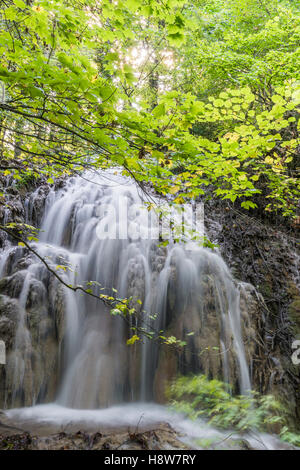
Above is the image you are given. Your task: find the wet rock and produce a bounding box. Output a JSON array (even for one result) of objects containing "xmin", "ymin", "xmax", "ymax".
[
  {"xmin": 0, "ymin": 271, "xmax": 28, "ymax": 298},
  {"xmin": 0, "ymin": 268, "xmax": 63, "ymax": 408},
  {"xmin": 205, "ymin": 197, "xmax": 300, "ymax": 428},
  {"xmin": 0, "ymin": 423, "xmax": 190, "ymax": 451}
]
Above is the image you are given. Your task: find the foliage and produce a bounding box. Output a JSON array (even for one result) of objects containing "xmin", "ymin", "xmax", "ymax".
[
  {"xmin": 280, "ymin": 427, "xmax": 300, "ymax": 447},
  {"xmin": 134, "ymin": 83, "xmax": 299, "ymax": 215},
  {"xmin": 0, "ymin": 0, "xmax": 298, "ymax": 219},
  {"xmin": 167, "ymin": 374, "xmax": 300, "ymax": 445},
  {"xmin": 0, "ymin": 0, "xmax": 298, "ymax": 355},
  {"xmin": 177, "ymin": 0, "xmax": 300, "ymax": 96}
]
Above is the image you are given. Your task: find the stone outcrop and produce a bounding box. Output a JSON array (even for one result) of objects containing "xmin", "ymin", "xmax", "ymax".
[
  {"xmin": 0, "ymin": 257, "xmax": 66, "ymax": 407},
  {"xmin": 205, "ymin": 198, "xmax": 300, "ymax": 428},
  {"xmin": 0, "ymin": 178, "xmax": 64, "ymax": 408}
]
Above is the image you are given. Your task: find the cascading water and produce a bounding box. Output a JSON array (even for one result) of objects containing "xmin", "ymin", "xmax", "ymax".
[{"xmin": 0, "ymin": 171, "xmax": 252, "ymax": 410}]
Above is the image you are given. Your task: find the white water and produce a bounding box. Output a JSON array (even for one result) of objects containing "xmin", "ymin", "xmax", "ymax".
[
  {"xmin": 0, "ymin": 171, "xmax": 256, "ymax": 441},
  {"xmin": 3, "ymin": 402, "xmax": 286, "ymax": 450},
  {"xmin": 41, "ymin": 171, "xmax": 251, "ymax": 405}
]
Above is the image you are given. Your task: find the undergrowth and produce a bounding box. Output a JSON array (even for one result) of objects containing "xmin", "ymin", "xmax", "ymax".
[{"xmin": 167, "ymin": 375, "xmax": 300, "ymax": 447}]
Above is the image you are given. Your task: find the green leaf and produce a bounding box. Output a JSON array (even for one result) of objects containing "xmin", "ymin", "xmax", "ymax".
[
  {"xmin": 241, "ymin": 201, "xmax": 257, "ymax": 210},
  {"xmin": 111, "ymin": 309, "xmax": 121, "ymax": 316},
  {"xmin": 168, "ymin": 32, "xmax": 185, "ymax": 46},
  {"xmin": 14, "ymin": 0, "xmax": 26, "ymax": 9},
  {"xmin": 152, "ymin": 103, "xmax": 166, "ymax": 117}
]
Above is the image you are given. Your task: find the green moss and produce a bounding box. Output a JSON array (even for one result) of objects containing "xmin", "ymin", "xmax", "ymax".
[
  {"xmin": 260, "ymin": 281, "xmax": 273, "ymax": 298},
  {"xmin": 289, "ymin": 298, "xmax": 300, "ymax": 320},
  {"xmin": 288, "ymin": 295, "xmax": 300, "ymax": 336}
]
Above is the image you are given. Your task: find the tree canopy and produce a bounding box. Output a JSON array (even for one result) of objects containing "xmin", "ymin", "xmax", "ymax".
[{"xmin": 0, "ymin": 0, "xmax": 299, "ymax": 217}]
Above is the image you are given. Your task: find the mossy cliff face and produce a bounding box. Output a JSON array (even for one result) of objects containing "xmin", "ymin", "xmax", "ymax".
[
  {"xmin": 288, "ymin": 283, "xmax": 300, "ymax": 336},
  {"xmin": 205, "ymin": 199, "xmax": 300, "ymax": 428}
]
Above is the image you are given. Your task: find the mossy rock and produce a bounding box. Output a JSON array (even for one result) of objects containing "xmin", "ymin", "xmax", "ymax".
[{"xmin": 288, "ymin": 296, "xmax": 300, "ymax": 333}]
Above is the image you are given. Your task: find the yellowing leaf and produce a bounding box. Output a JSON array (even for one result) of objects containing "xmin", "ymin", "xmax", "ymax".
[
  {"xmin": 174, "ymin": 196, "xmax": 185, "ymax": 204},
  {"xmin": 127, "ymin": 335, "xmax": 140, "ymax": 346},
  {"xmin": 169, "ymin": 185, "xmax": 180, "ymax": 194}
]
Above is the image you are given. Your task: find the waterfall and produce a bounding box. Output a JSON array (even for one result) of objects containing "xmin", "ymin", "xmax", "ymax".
[{"xmin": 0, "ymin": 171, "xmax": 251, "ymax": 409}]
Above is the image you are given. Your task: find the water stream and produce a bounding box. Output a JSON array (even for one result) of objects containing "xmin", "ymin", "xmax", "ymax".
[{"xmin": 0, "ymin": 171, "xmax": 260, "ymax": 446}]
